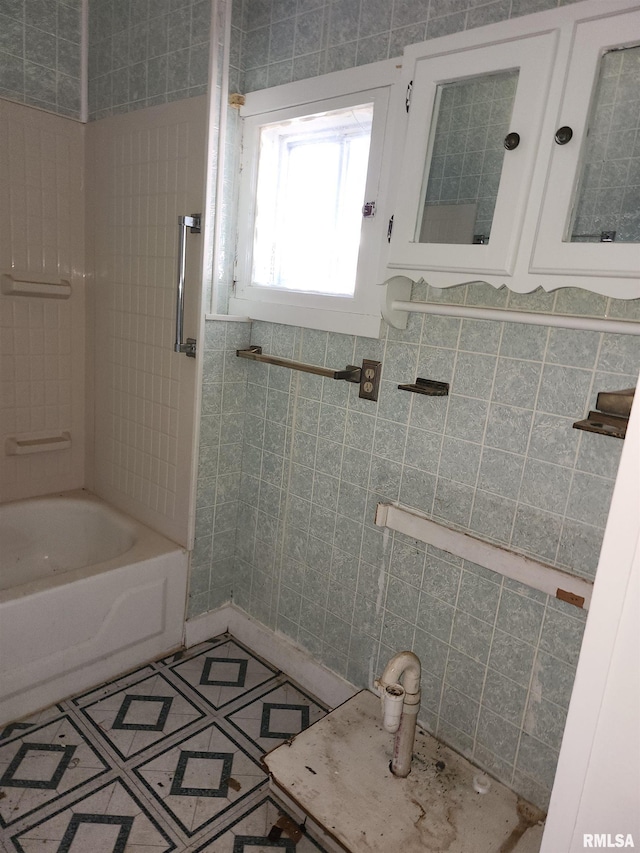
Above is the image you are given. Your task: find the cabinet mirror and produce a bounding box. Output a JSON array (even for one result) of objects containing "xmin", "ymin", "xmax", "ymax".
[
  {"xmin": 569, "ymin": 43, "xmax": 640, "ymax": 245},
  {"xmin": 417, "ymin": 69, "xmax": 518, "ymax": 246}
]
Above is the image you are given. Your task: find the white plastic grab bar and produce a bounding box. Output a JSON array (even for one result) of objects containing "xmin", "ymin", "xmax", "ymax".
[{"xmin": 174, "ymin": 214, "xmax": 201, "ymax": 358}]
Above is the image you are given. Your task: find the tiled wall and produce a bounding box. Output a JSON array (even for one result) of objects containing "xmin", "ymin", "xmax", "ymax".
[
  {"xmin": 189, "ymin": 0, "xmax": 640, "ymax": 812},
  {"xmin": 192, "ymin": 291, "xmax": 640, "ymax": 813},
  {"xmin": 88, "ymin": 0, "xmax": 212, "ymax": 121},
  {"xmin": 235, "ymin": 0, "xmax": 569, "ymax": 92},
  {"xmin": 0, "ymin": 0, "xmax": 82, "ymax": 118},
  {"xmin": 222, "ymin": 285, "xmax": 640, "ymax": 810},
  {"xmin": 191, "ymin": 318, "xmax": 252, "ymax": 614},
  {"xmin": 0, "ymin": 0, "xmax": 216, "ymax": 122},
  {"xmin": 0, "ymin": 99, "xmax": 85, "ymax": 502}
]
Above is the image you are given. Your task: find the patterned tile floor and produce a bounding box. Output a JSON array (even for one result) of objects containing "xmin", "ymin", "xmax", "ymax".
[{"xmin": 0, "ymin": 634, "xmax": 332, "ymax": 853}]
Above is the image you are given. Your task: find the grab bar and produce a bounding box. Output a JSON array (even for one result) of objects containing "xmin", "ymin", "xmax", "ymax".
[
  {"xmin": 237, "ymin": 346, "xmax": 382, "ymax": 401},
  {"xmin": 174, "ymin": 214, "xmax": 201, "ymax": 357}
]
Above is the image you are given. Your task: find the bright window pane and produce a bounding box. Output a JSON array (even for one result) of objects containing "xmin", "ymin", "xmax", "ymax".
[{"xmin": 252, "ymin": 104, "xmax": 373, "ymax": 296}]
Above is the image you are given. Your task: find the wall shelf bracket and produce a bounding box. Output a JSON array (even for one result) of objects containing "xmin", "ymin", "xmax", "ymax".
[{"xmin": 380, "ymin": 275, "xmax": 413, "ymax": 330}]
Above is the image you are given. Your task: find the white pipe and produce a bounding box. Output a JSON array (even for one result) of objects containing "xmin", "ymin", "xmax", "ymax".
[
  {"xmin": 392, "ymin": 691, "xmax": 420, "ymax": 778},
  {"xmin": 391, "ymin": 299, "xmax": 640, "ymax": 335},
  {"xmin": 380, "ymin": 274, "xmax": 640, "ymax": 335},
  {"xmin": 381, "ymin": 683, "xmax": 405, "ymax": 733},
  {"xmin": 378, "ymin": 651, "xmax": 421, "ymax": 695},
  {"xmin": 375, "ymin": 651, "xmax": 421, "ymax": 778}
]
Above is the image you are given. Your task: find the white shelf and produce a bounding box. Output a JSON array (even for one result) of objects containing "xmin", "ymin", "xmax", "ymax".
[
  {"xmin": 2, "ymin": 273, "xmax": 71, "ymax": 299},
  {"xmin": 5, "ymin": 432, "xmax": 72, "ymax": 456}
]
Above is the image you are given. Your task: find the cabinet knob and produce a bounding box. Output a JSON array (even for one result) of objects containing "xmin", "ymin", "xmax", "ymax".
[
  {"xmin": 503, "ymin": 132, "xmax": 520, "ymax": 150},
  {"xmin": 554, "ymin": 126, "xmax": 573, "ymax": 145}
]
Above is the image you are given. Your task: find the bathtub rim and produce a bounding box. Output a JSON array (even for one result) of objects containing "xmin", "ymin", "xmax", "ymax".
[{"xmin": 0, "ymin": 488, "xmax": 185, "ymax": 605}]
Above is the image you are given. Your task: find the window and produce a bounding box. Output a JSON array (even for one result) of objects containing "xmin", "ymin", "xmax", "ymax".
[
  {"xmin": 230, "ymin": 61, "xmax": 400, "ymax": 338},
  {"xmin": 253, "ymin": 103, "xmax": 373, "ymax": 296}
]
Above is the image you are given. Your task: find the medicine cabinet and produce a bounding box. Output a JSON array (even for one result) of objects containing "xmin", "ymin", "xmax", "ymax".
[
  {"xmin": 531, "ymin": 8, "xmax": 640, "ymax": 282},
  {"xmin": 385, "ymin": 0, "xmax": 640, "ymax": 299},
  {"xmin": 388, "ymin": 32, "xmax": 556, "ymax": 278}
]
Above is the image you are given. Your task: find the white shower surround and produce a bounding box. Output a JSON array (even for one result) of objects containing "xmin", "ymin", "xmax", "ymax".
[
  {"xmin": 0, "ymin": 490, "xmax": 188, "ymax": 727},
  {"xmin": 0, "ymin": 100, "xmax": 85, "ymax": 504}
]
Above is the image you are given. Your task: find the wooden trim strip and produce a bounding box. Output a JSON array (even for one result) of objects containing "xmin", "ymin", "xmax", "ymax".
[{"xmin": 375, "ymin": 502, "xmax": 593, "ymax": 609}]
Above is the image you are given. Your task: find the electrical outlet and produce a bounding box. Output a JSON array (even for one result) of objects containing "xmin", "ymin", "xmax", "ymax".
[{"xmin": 359, "ymin": 359, "xmax": 382, "ymax": 401}]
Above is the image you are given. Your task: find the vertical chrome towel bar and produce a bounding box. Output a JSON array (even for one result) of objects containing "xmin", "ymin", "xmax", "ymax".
[{"xmin": 174, "ymin": 214, "xmax": 201, "ymax": 357}]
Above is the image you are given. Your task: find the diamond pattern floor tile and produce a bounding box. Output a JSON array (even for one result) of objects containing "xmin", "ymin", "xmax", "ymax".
[
  {"xmin": 70, "ymin": 666, "xmax": 157, "ymax": 709},
  {"xmin": 192, "ymin": 796, "xmax": 330, "ymax": 852},
  {"xmin": 132, "ymin": 722, "xmax": 267, "ymax": 837},
  {"xmin": 0, "ymin": 716, "xmax": 111, "ymax": 828},
  {"xmin": 168, "ymin": 640, "xmax": 279, "ymax": 711},
  {"xmin": 9, "ymin": 778, "xmax": 179, "ymax": 852},
  {"xmin": 0, "ymin": 706, "xmax": 66, "ymax": 742},
  {"xmin": 0, "ymin": 634, "xmax": 330, "ymax": 853},
  {"xmin": 80, "ymin": 672, "xmax": 206, "ymax": 761},
  {"xmin": 225, "ymin": 682, "xmax": 328, "ymax": 753}
]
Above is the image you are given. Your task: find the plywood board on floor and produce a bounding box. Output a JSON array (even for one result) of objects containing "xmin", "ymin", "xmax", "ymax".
[{"xmin": 265, "ymin": 689, "xmax": 544, "ymax": 853}]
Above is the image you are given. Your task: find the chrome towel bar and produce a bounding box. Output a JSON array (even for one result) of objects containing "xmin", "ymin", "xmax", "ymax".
[
  {"xmin": 237, "ymin": 346, "xmax": 382, "ymax": 401},
  {"xmin": 237, "ymin": 346, "xmax": 360, "ymax": 380}
]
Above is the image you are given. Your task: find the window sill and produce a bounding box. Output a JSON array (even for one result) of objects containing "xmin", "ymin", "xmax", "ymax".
[{"xmin": 228, "ymin": 295, "xmax": 384, "ymax": 338}]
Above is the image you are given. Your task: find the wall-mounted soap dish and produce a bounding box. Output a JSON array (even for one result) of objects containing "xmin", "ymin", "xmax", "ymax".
[
  {"xmin": 573, "ymin": 387, "xmax": 634, "ymax": 440},
  {"xmin": 398, "ymin": 378, "xmax": 449, "ymax": 396},
  {"xmin": 573, "ymin": 412, "xmax": 628, "ymax": 440},
  {"xmin": 5, "ymin": 431, "xmax": 72, "ymax": 455}
]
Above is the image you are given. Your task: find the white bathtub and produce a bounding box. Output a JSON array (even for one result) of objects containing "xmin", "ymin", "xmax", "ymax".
[{"xmin": 0, "ymin": 490, "xmax": 188, "ymax": 726}]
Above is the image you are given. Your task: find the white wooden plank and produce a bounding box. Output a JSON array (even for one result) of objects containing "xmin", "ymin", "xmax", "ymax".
[
  {"xmin": 265, "ymin": 690, "xmax": 545, "ymax": 853},
  {"xmin": 375, "ymin": 502, "xmax": 593, "ymax": 609}
]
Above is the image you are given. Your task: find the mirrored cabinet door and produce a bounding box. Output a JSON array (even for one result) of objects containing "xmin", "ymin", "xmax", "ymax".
[
  {"xmin": 387, "ymin": 31, "xmax": 557, "ymax": 278},
  {"xmin": 418, "ymin": 70, "xmax": 519, "ymax": 247},
  {"xmin": 531, "ymin": 8, "xmax": 640, "ymax": 280}
]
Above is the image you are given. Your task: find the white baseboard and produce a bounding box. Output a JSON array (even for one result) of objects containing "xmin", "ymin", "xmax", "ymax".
[
  {"xmin": 184, "ymin": 604, "xmax": 236, "ymax": 647},
  {"xmin": 184, "ymin": 604, "xmax": 356, "ymax": 709}
]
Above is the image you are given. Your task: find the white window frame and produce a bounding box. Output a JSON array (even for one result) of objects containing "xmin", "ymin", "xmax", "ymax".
[{"xmin": 230, "ymin": 60, "xmax": 402, "ymax": 339}]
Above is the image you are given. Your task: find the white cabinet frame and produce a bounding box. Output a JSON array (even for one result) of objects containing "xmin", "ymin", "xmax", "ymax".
[
  {"xmin": 531, "ymin": 7, "xmax": 640, "ymax": 283},
  {"xmin": 388, "ymin": 32, "xmax": 557, "ymax": 278},
  {"xmin": 384, "ymin": 0, "xmax": 640, "ymax": 300}
]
